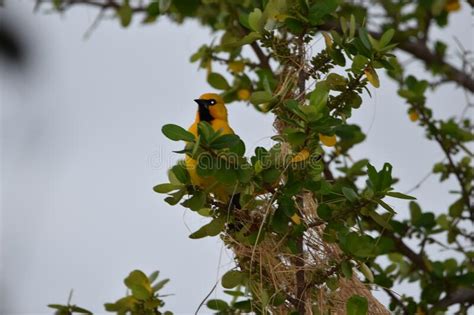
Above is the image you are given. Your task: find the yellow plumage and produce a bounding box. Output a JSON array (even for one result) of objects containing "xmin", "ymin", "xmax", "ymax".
[{"xmin": 185, "ymin": 93, "xmax": 235, "ymax": 202}]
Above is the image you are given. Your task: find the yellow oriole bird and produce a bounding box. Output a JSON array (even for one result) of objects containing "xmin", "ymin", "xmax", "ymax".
[{"xmin": 185, "ymin": 93, "xmax": 238, "ymax": 204}]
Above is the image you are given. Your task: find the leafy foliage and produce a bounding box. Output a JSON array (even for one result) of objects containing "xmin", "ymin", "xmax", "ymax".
[{"xmin": 44, "ymin": 0, "xmax": 473, "ymax": 314}]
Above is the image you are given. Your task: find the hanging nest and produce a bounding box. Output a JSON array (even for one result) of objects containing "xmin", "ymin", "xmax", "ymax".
[{"xmin": 222, "ymin": 191, "xmax": 388, "ymax": 314}]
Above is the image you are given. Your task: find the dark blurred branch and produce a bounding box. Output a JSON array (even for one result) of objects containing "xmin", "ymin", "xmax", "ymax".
[
  {"xmin": 399, "ymin": 39, "xmax": 474, "ymax": 92},
  {"xmin": 383, "ymin": 288, "xmax": 409, "ymax": 315},
  {"xmin": 414, "ymin": 107, "xmax": 474, "ymax": 217},
  {"xmin": 432, "ymin": 287, "xmax": 474, "ymax": 310},
  {"xmin": 54, "ymin": 0, "xmax": 145, "ymax": 12}
]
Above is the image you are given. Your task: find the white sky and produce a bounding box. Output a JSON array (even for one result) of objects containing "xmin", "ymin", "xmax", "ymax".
[{"xmin": 0, "ymin": 1, "xmax": 472, "ymax": 314}]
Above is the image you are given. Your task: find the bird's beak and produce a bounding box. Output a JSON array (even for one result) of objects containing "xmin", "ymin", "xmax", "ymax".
[{"xmin": 194, "ymin": 99, "xmax": 208, "ymax": 108}]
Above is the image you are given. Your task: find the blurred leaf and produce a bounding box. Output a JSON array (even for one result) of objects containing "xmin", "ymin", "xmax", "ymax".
[
  {"xmin": 309, "ymin": 0, "xmax": 339, "ymax": 25},
  {"xmin": 153, "ymin": 183, "xmax": 182, "ymax": 194},
  {"xmin": 310, "ymin": 81, "xmax": 329, "ymax": 111},
  {"xmin": 189, "ymin": 216, "xmax": 226, "ymax": 239},
  {"xmin": 207, "ymin": 299, "xmax": 229, "ymax": 311},
  {"xmin": 342, "ymin": 187, "xmax": 359, "ymax": 202},
  {"xmin": 211, "ymin": 134, "xmax": 241, "ymax": 149},
  {"xmin": 162, "ymin": 124, "xmax": 195, "ymax": 142},
  {"xmin": 207, "ymin": 73, "xmax": 230, "ymax": 90},
  {"xmin": 118, "ymin": 3, "xmax": 133, "ymax": 27},
  {"xmin": 379, "ymin": 28, "xmax": 395, "ymax": 47},
  {"xmin": 222, "ymin": 270, "xmax": 244, "ymax": 289},
  {"xmin": 364, "ymin": 67, "xmax": 380, "ymax": 88},
  {"xmin": 159, "ymin": 0, "xmax": 171, "ymax": 12},
  {"xmin": 248, "ymin": 8, "xmax": 264, "ymax": 32},
  {"xmin": 152, "ymin": 278, "xmax": 170, "ymax": 292},
  {"xmin": 250, "ymin": 90, "xmax": 273, "ymax": 105},
  {"xmin": 346, "ymin": 295, "xmax": 368, "ymax": 315},
  {"xmin": 386, "ymin": 191, "xmax": 416, "ymax": 200}
]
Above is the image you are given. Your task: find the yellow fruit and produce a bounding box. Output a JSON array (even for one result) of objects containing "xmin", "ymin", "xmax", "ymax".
[
  {"xmin": 237, "ymin": 89, "xmax": 251, "ymax": 100},
  {"xmin": 322, "ymin": 32, "xmax": 333, "ymax": 49},
  {"xmin": 409, "ymin": 110, "xmax": 419, "ymax": 122},
  {"xmin": 291, "ymin": 214, "xmax": 301, "ymax": 225},
  {"xmin": 319, "ymin": 134, "xmax": 337, "ymax": 147},
  {"xmin": 291, "ymin": 149, "xmax": 310, "ymax": 163},
  {"xmin": 228, "ymin": 61, "xmax": 245, "ymax": 73},
  {"xmin": 364, "ymin": 67, "xmax": 380, "ymax": 88},
  {"xmin": 445, "ymin": 0, "xmax": 461, "ymax": 12}
]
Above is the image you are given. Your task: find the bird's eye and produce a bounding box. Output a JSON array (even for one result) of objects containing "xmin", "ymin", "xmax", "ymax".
[{"xmin": 209, "ymin": 99, "xmax": 216, "ymax": 105}]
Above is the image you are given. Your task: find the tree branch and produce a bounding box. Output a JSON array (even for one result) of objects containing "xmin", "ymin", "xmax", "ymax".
[
  {"xmin": 318, "ymin": 23, "xmax": 474, "ymax": 92},
  {"xmin": 294, "ymin": 34, "xmax": 307, "ymax": 315},
  {"xmin": 432, "ymin": 287, "xmax": 474, "ymax": 310}
]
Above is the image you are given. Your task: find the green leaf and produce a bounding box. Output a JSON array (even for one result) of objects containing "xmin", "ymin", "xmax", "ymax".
[
  {"xmin": 52, "ymin": 0, "xmax": 62, "ymax": 10},
  {"xmin": 250, "ymin": 90, "xmax": 273, "ymax": 105},
  {"xmin": 326, "ymin": 73, "xmax": 346, "ymax": 90},
  {"xmin": 262, "ymin": 168, "xmax": 280, "ymax": 183},
  {"xmin": 377, "ymin": 199, "xmax": 396, "ymax": 214},
  {"xmin": 449, "ymin": 198, "xmax": 464, "ymax": 217},
  {"xmin": 159, "ymin": 0, "xmax": 171, "ymax": 12},
  {"xmin": 342, "ymin": 187, "xmax": 359, "ymax": 202},
  {"xmin": 349, "ymin": 14, "xmax": 356, "ymax": 38},
  {"xmin": 207, "ymin": 73, "xmax": 230, "ymax": 90},
  {"xmin": 351, "ymin": 55, "xmax": 369, "ymax": 74},
  {"xmin": 153, "ymin": 183, "xmax": 182, "ymax": 194},
  {"xmin": 310, "ymin": 81, "xmax": 329, "ymax": 111},
  {"xmin": 182, "ymin": 191, "xmax": 206, "ymax": 211},
  {"xmin": 359, "ymin": 263, "xmax": 374, "ymax": 282},
  {"xmin": 222, "ymin": 32, "xmax": 261, "ymax": 49},
  {"xmin": 341, "ymin": 260, "xmax": 353, "ymax": 278},
  {"xmin": 358, "ymin": 28, "xmax": 371, "ymax": 49},
  {"xmin": 379, "ymin": 28, "xmax": 395, "ymax": 48},
  {"xmin": 326, "ymin": 276, "xmax": 339, "ymax": 291},
  {"xmin": 148, "ymin": 270, "xmax": 160, "ymax": 283},
  {"xmin": 207, "ymin": 299, "xmax": 229, "ymax": 311},
  {"xmin": 211, "ymin": 134, "xmax": 241, "ymax": 149},
  {"xmin": 346, "ymin": 295, "xmax": 368, "ymax": 315},
  {"xmin": 146, "ymin": 1, "xmax": 160, "ymax": 17},
  {"xmin": 162, "ymin": 124, "xmax": 195, "ymax": 142},
  {"xmin": 230, "ymin": 139, "xmax": 246, "ymax": 157},
  {"xmin": 189, "ymin": 216, "xmax": 226, "ymax": 239},
  {"xmin": 70, "ymin": 306, "xmax": 92, "ymax": 314},
  {"xmin": 171, "ymin": 163, "xmax": 190, "ymax": 184},
  {"xmin": 317, "ymin": 204, "xmax": 332, "ymax": 220},
  {"xmin": 409, "ymin": 201, "xmax": 422, "ymax": 223},
  {"xmin": 198, "ymin": 121, "xmax": 217, "ymax": 142},
  {"xmin": 308, "ymin": 0, "xmax": 339, "ymax": 25},
  {"xmin": 248, "ymin": 8, "xmax": 264, "ymax": 32},
  {"xmin": 130, "ymin": 284, "xmax": 152, "ymax": 300},
  {"xmin": 368, "ymin": 211, "xmax": 392, "ymax": 230},
  {"xmin": 329, "ymin": 48, "xmax": 346, "ymax": 66},
  {"xmin": 152, "ymin": 278, "xmax": 170, "ymax": 291},
  {"xmin": 221, "ymin": 270, "xmax": 244, "ymax": 289},
  {"xmin": 124, "ymin": 270, "xmax": 150, "ymax": 289},
  {"xmin": 118, "ymin": 3, "xmax": 133, "ymax": 27},
  {"xmin": 386, "ymin": 191, "xmax": 416, "ymax": 200},
  {"xmin": 164, "ymin": 189, "xmax": 185, "ymax": 205}
]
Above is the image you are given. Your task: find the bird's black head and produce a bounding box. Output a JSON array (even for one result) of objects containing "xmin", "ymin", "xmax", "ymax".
[{"xmin": 194, "ymin": 98, "xmax": 217, "ymax": 122}]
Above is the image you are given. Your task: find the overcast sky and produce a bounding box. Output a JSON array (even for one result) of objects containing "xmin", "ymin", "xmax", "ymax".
[{"xmin": 0, "ymin": 1, "xmax": 472, "ymax": 314}]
